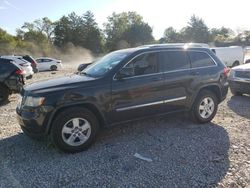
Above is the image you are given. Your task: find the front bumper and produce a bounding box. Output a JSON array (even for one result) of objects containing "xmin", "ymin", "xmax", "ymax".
[
  {"xmin": 229, "ymin": 79, "xmax": 250, "ymax": 94},
  {"xmin": 16, "ymin": 105, "xmax": 54, "ymax": 136}
]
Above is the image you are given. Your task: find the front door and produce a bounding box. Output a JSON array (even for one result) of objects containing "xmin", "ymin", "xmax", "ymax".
[{"xmin": 110, "ymin": 52, "xmax": 166, "ymax": 123}]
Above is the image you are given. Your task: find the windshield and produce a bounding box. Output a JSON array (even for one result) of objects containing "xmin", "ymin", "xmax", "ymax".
[{"xmin": 81, "ymin": 51, "xmax": 131, "ymax": 77}]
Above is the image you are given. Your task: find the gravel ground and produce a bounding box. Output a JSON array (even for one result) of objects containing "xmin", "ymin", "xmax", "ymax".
[{"xmin": 0, "ymin": 69, "xmax": 250, "ymax": 188}]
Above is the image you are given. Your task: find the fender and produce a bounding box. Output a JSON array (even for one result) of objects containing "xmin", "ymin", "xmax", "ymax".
[{"xmin": 45, "ymin": 101, "xmax": 107, "ymax": 134}]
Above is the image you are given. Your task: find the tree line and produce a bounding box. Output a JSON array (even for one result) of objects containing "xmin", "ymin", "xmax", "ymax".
[{"xmin": 1, "ymin": 11, "xmax": 250, "ymax": 56}]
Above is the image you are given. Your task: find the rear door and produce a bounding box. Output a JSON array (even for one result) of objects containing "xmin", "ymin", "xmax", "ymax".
[
  {"xmin": 159, "ymin": 50, "xmax": 192, "ymax": 111},
  {"xmin": 37, "ymin": 59, "xmax": 46, "ymax": 71},
  {"xmin": 110, "ymin": 51, "xmax": 167, "ymax": 123},
  {"xmin": 187, "ymin": 50, "xmax": 218, "ymax": 90}
]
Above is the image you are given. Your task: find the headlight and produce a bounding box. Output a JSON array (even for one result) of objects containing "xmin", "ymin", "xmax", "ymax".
[
  {"xmin": 23, "ymin": 96, "xmax": 45, "ymax": 107},
  {"xmin": 229, "ymin": 69, "xmax": 235, "ymax": 79}
]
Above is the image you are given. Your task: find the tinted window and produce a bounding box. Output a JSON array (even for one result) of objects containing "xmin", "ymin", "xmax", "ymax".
[
  {"xmin": 188, "ymin": 51, "xmax": 215, "ymax": 68},
  {"xmin": 121, "ymin": 52, "xmax": 159, "ymax": 77},
  {"xmin": 0, "ymin": 62, "xmax": 16, "ymax": 77},
  {"xmin": 36, "ymin": 59, "xmax": 42, "ymax": 63},
  {"xmin": 83, "ymin": 51, "xmax": 131, "ymax": 77},
  {"xmin": 160, "ymin": 51, "xmax": 190, "ymax": 71},
  {"xmin": 42, "ymin": 59, "xmax": 52, "ymax": 62}
]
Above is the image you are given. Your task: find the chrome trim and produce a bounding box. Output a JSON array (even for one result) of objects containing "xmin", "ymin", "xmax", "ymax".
[
  {"xmin": 116, "ymin": 100, "xmax": 164, "ymax": 112},
  {"xmin": 116, "ymin": 96, "xmax": 187, "ymax": 112},
  {"xmin": 164, "ymin": 96, "xmax": 187, "ymax": 103},
  {"xmin": 232, "ymin": 77, "xmax": 250, "ymax": 83},
  {"xmin": 113, "ymin": 49, "xmax": 217, "ymax": 81}
]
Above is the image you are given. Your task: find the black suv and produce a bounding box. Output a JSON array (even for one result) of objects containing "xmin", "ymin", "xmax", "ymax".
[
  {"xmin": 17, "ymin": 44, "xmax": 229, "ymax": 153},
  {"xmin": 0, "ymin": 58, "xmax": 25, "ymax": 104},
  {"xmin": 22, "ymin": 55, "xmax": 38, "ymax": 73}
]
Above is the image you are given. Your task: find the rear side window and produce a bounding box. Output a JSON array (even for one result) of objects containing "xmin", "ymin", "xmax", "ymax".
[
  {"xmin": 159, "ymin": 51, "xmax": 190, "ymax": 72},
  {"xmin": 0, "ymin": 62, "xmax": 16, "ymax": 76},
  {"xmin": 44, "ymin": 59, "xmax": 52, "ymax": 62},
  {"xmin": 188, "ymin": 51, "xmax": 215, "ymax": 68}
]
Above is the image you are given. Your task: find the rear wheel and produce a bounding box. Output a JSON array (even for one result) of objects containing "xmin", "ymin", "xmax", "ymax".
[
  {"xmin": 50, "ymin": 65, "xmax": 57, "ymax": 71},
  {"xmin": 50, "ymin": 107, "xmax": 99, "ymax": 153},
  {"xmin": 232, "ymin": 61, "xmax": 239, "ymax": 67},
  {"xmin": 0, "ymin": 85, "xmax": 9, "ymax": 104},
  {"xmin": 191, "ymin": 90, "xmax": 218, "ymax": 123}
]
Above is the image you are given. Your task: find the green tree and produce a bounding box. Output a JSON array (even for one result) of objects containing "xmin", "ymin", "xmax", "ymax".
[
  {"xmin": 0, "ymin": 28, "xmax": 17, "ymax": 53},
  {"xmin": 161, "ymin": 27, "xmax": 183, "ymax": 43},
  {"xmin": 210, "ymin": 27, "xmax": 234, "ymax": 42},
  {"xmin": 54, "ymin": 11, "xmax": 104, "ymax": 53},
  {"xmin": 82, "ymin": 11, "xmax": 104, "ymax": 53},
  {"xmin": 181, "ymin": 15, "xmax": 210, "ymax": 43},
  {"xmin": 104, "ymin": 11, "xmax": 154, "ymax": 50}
]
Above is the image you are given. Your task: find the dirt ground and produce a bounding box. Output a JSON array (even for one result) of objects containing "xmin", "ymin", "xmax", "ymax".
[{"xmin": 0, "ymin": 68, "xmax": 250, "ymax": 187}]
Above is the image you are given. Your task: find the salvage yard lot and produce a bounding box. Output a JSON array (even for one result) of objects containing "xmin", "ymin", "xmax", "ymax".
[{"xmin": 0, "ymin": 69, "xmax": 250, "ymax": 187}]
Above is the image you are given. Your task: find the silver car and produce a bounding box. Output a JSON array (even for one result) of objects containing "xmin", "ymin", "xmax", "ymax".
[{"xmin": 228, "ymin": 63, "xmax": 250, "ymax": 95}]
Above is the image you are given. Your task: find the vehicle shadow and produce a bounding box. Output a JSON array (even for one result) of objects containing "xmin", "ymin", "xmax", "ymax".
[
  {"xmin": 0, "ymin": 116, "xmax": 230, "ymax": 187},
  {"xmin": 227, "ymin": 94, "xmax": 250, "ymax": 119}
]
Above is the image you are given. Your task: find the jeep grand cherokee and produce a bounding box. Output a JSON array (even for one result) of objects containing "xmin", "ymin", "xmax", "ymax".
[{"xmin": 16, "ymin": 44, "xmax": 229, "ymax": 153}]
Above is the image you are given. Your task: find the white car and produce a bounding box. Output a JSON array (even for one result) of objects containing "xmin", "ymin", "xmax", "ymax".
[
  {"xmin": 36, "ymin": 57, "xmax": 63, "ymax": 71},
  {"xmin": 1, "ymin": 55, "xmax": 34, "ymax": 79}
]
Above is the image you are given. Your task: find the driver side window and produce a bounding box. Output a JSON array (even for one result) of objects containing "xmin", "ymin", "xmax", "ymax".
[{"xmin": 121, "ymin": 52, "xmax": 159, "ymax": 78}]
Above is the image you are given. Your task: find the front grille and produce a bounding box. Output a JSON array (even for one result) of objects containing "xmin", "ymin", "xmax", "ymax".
[{"xmin": 235, "ymin": 71, "xmax": 250, "ymax": 78}]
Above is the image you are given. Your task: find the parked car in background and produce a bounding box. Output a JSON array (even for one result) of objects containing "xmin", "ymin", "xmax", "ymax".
[
  {"xmin": 211, "ymin": 46, "xmax": 244, "ymax": 67},
  {"xmin": 22, "ymin": 55, "xmax": 38, "ymax": 73},
  {"xmin": 17, "ymin": 44, "xmax": 229, "ymax": 153},
  {"xmin": 228, "ymin": 63, "xmax": 250, "ymax": 96},
  {"xmin": 0, "ymin": 58, "xmax": 25, "ymax": 104},
  {"xmin": 0, "ymin": 55, "xmax": 34, "ymax": 79},
  {"xmin": 36, "ymin": 57, "xmax": 63, "ymax": 71},
  {"xmin": 244, "ymin": 59, "xmax": 250, "ymax": 64}
]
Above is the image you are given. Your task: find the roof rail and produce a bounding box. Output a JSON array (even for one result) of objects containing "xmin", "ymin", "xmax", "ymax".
[{"xmin": 139, "ymin": 43, "xmax": 210, "ymax": 49}]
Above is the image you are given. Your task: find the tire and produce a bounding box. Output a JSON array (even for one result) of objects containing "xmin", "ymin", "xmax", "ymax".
[
  {"xmin": 50, "ymin": 107, "xmax": 99, "ymax": 153},
  {"xmin": 232, "ymin": 61, "xmax": 239, "ymax": 67},
  {"xmin": 33, "ymin": 67, "xmax": 38, "ymax": 73},
  {"xmin": 0, "ymin": 85, "xmax": 9, "ymax": 104},
  {"xmin": 191, "ymin": 90, "xmax": 218, "ymax": 123},
  {"xmin": 50, "ymin": 65, "xmax": 57, "ymax": 71}
]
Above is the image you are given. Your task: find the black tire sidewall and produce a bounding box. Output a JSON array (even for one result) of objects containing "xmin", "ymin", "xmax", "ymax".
[
  {"xmin": 51, "ymin": 65, "xmax": 57, "ymax": 71},
  {"xmin": 50, "ymin": 108, "xmax": 99, "ymax": 153},
  {"xmin": 0, "ymin": 85, "xmax": 9, "ymax": 104},
  {"xmin": 192, "ymin": 90, "xmax": 218, "ymax": 123}
]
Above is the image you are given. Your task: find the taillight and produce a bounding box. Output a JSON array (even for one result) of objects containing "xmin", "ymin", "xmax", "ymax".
[
  {"xmin": 15, "ymin": 69, "xmax": 26, "ymax": 75},
  {"xmin": 224, "ymin": 67, "xmax": 230, "ymax": 77}
]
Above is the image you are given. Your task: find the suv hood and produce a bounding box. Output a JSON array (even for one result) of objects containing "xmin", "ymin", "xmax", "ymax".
[
  {"xmin": 232, "ymin": 63, "xmax": 250, "ymax": 71},
  {"xmin": 24, "ymin": 74, "xmax": 96, "ymax": 94}
]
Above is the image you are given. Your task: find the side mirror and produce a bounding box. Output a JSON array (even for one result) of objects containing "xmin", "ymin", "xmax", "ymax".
[{"xmin": 77, "ymin": 63, "xmax": 91, "ymax": 72}]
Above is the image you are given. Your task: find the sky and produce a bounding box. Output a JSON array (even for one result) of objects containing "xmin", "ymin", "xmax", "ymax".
[{"xmin": 0, "ymin": 0, "xmax": 250, "ymax": 39}]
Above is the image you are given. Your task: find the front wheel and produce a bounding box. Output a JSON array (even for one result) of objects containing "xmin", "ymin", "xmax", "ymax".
[
  {"xmin": 191, "ymin": 90, "xmax": 218, "ymax": 123},
  {"xmin": 50, "ymin": 65, "xmax": 57, "ymax": 71},
  {"xmin": 0, "ymin": 85, "xmax": 9, "ymax": 104},
  {"xmin": 50, "ymin": 107, "xmax": 99, "ymax": 153},
  {"xmin": 232, "ymin": 61, "xmax": 239, "ymax": 67}
]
